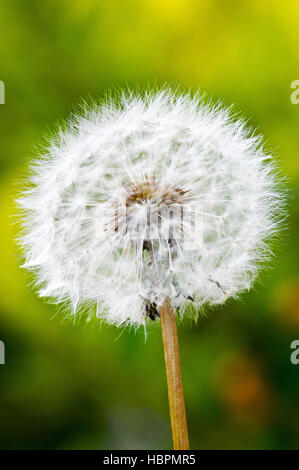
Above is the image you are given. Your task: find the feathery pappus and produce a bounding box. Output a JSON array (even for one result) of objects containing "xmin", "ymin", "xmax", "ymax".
[{"xmin": 17, "ymin": 89, "xmax": 285, "ymax": 326}]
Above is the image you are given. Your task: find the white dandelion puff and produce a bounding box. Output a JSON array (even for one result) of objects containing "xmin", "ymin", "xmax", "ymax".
[{"xmin": 17, "ymin": 89, "xmax": 285, "ymax": 327}]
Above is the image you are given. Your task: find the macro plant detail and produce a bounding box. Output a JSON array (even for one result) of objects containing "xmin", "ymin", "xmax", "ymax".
[{"xmin": 18, "ymin": 89, "xmax": 284, "ymax": 450}]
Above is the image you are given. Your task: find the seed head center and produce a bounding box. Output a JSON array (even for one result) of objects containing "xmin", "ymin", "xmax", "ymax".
[{"xmin": 125, "ymin": 177, "xmax": 187, "ymax": 207}]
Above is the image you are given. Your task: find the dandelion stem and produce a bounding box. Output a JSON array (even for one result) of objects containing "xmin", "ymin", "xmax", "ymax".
[{"xmin": 160, "ymin": 298, "xmax": 190, "ymax": 450}]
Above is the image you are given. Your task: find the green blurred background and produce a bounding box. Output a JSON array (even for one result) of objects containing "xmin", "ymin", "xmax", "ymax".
[{"xmin": 0, "ymin": 0, "xmax": 299, "ymax": 449}]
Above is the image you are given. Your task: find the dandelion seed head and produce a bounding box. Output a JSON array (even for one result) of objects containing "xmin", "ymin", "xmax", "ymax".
[{"xmin": 18, "ymin": 89, "xmax": 285, "ymax": 326}]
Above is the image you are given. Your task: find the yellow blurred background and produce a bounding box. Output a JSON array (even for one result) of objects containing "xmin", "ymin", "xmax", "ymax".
[{"xmin": 0, "ymin": 0, "xmax": 298, "ymax": 449}]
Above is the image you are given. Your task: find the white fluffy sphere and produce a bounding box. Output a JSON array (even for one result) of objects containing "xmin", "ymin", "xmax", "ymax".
[{"xmin": 18, "ymin": 90, "xmax": 284, "ymax": 326}]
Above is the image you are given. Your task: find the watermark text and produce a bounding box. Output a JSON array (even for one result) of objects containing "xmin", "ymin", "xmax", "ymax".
[
  {"xmin": 0, "ymin": 340, "xmax": 5, "ymax": 365},
  {"xmin": 0, "ymin": 81, "xmax": 5, "ymax": 104},
  {"xmin": 290, "ymin": 340, "xmax": 299, "ymax": 365},
  {"xmin": 290, "ymin": 80, "xmax": 299, "ymax": 104}
]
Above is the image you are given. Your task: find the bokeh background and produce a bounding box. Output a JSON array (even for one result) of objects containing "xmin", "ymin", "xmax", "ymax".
[{"xmin": 0, "ymin": 0, "xmax": 299, "ymax": 450}]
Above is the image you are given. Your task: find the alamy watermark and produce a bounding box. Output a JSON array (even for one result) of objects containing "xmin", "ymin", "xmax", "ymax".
[
  {"xmin": 110, "ymin": 200, "xmax": 204, "ymax": 249},
  {"xmin": 290, "ymin": 340, "xmax": 299, "ymax": 365},
  {"xmin": 0, "ymin": 81, "xmax": 5, "ymax": 104},
  {"xmin": 0, "ymin": 340, "xmax": 5, "ymax": 365},
  {"xmin": 290, "ymin": 80, "xmax": 299, "ymax": 104}
]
